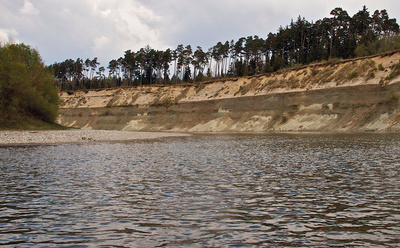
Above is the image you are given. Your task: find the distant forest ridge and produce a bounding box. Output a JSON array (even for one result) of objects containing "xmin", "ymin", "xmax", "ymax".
[{"xmin": 50, "ymin": 6, "xmax": 400, "ymax": 91}]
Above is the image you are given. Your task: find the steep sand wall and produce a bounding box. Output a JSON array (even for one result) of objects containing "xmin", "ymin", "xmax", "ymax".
[{"xmin": 59, "ymin": 52, "xmax": 400, "ymax": 132}]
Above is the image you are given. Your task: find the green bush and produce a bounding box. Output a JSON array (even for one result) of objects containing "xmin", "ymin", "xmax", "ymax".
[
  {"xmin": 0, "ymin": 43, "xmax": 60, "ymax": 123},
  {"xmin": 386, "ymin": 63, "xmax": 400, "ymax": 81},
  {"xmin": 355, "ymin": 44, "xmax": 370, "ymax": 57},
  {"xmin": 367, "ymin": 71, "xmax": 375, "ymax": 80},
  {"xmin": 348, "ymin": 71, "xmax": 359, "ymax": 80},
  {"xmin": 151, "ymin": 96, "xmax": 177, "ymax": 107}
]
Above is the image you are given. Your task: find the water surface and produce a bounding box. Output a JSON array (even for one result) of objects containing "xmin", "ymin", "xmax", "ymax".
[{"xmin": 1, "ymin": 134, "xmax": 399, "ymax": 247}]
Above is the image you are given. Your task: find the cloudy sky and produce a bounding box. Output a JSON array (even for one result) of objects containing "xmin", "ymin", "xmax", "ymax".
[{"xmin": 1, "ymin": 0, "xmax": 399, "ymax": 67}]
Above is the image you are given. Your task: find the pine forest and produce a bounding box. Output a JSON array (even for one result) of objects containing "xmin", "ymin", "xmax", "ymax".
[{"xmin": 50, "ymin": 6, "xmax": 400, "ymax": 91}]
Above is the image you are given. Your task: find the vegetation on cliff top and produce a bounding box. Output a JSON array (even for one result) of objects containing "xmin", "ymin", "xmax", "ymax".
[
  {"xmin": 0, "ymin": 43, "xmax": 61, "ymax": 129},
  {"xmin": 51, "ymin": 6, "xmax": 400, "ymax": 92}
]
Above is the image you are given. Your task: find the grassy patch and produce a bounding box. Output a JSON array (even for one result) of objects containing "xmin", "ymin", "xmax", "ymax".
[
  {"xmin": 288, "ymin": 75, "xmax": 300, "ymax": 88},
  {"xmin": 151, "ymin": 96, "xmax": 177, "ymax": 107},
  {"xmin": 334, "ymin": 64, "xmax": 352, "ymax": 83},
  {"xmin": 106, "ymin": 96, "xmax": 119, "ymax": 107},
  {"xmin": 195, "ymin": 83, "xmax": 206, "ymax": 93},
  {"xmin": 301, "ymin": 67, "xmax": 335, "ymax": 85},
  {"xmin": 385, "ymin": 62, "xmax": 400, "ymax": 81},
  {"xmin": 333, "ymin": 59, "xmax": 379, "ymax": 84},
  {"xmin": 324, "ymin": 58, "xmax": 341, "ymax": 66},
  {"xmin": 367, "ymin": 71, "xmax": 376, "ymax": 80},
  {"xmin": 0, "ymin": 117, "xmax": 69, "ymax": 130},
  {"xmin": 311, "ymin": 68, "xmax": 320, "ymax": 77},
  {"xmin": 318, "ymin": 67, "xmax": 335, "ymax": 84},
  {"xmin": 234, "ymin": 78, "xmax": 260, "ymax": 95},
  {"xmin": 379, "ymin": 62, "xmax": 400, "ymax": 87},
  {"xmin": 175, "ymin": 87, "xmax": 190, "ymax": 101},
  {"xmin": 348, "ymin": 71, "xmax": 359, "ymax": 80}
]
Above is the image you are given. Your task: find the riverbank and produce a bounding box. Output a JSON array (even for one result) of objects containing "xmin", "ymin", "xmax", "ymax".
[
  {"xmin": 59, "ymin": 52, "xmax": 400, "ymax": 133},
  {"xmin": 0, "ymin": 130, "xmax": 190, "ymax": 146}
]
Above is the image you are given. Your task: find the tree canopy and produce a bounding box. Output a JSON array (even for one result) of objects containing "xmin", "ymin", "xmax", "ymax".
[
  {"xmin": 50, "ymin": 6, "xmax": 400, "ymax": 91},
  {"xmin": 0, "ymin": 43, "xmax": 59, "ymax": 124}
]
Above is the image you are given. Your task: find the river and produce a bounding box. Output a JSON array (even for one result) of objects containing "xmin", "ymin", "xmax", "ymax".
[{"xmin": 1, "ymin": 133, "xmax": 399, "ymax": 247}]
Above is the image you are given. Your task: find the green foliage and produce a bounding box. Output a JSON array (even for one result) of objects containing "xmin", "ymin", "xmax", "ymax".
[
  {"xmin": 272, "ymin": 56, "xmax": 285, "ymax": 71},
  {"xmin": 385, "ymin": 62, "xmax": 400, "ymax": 81},
  {"xmin": 0, "ymin": 43, "xmax": 59, "ymax": 124},
  {"xmin": 0, "ymin": 117, "xmax": 68, "ymax": 130},
  {"xmin": 316, "ymin": 68, "xmax": 335, "ymax": 84},
  {"xmin": 150, "ymin": 96, "xmax": 177, "ymax": 107},
  {"xmin": 355, "ymin": 44, "xmax": 370, "ymax": 57},
  {"xmin": 348, "ymin": 71, "xmax": 359, "ymax": 80},
  {"xmin": 367, "ymin": 71, "xmax": 375, "ymax": 80},
  {"xmin": 354, "ymin": 34, "xmax": 400, "ymax": 58},
  {"xmin": 378, "ymin": 63, "xmax": 400, "ymax": 87}
]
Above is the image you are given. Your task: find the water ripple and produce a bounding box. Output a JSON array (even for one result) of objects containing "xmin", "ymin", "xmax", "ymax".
[{"xmin": 1, "ymin": 134, "xmax": 399, "ymax": 247}]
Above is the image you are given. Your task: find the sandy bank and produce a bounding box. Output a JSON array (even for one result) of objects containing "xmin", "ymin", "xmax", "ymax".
[
  {"xmin": 0, "ymin": 130, "xmax": 190, "ymax": 146},
  {"xmin": 58, "ymin": 52, "xmax": 400, "ymax": 133}
]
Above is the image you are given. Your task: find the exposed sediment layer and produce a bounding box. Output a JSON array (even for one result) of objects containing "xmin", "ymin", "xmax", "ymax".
[{"xmin": 59, "ymin": 52, "xmax": 400, "ymax": 133}]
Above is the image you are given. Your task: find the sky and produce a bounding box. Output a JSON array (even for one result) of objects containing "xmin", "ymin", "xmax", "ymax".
[{"xmin": 1, "ymin": 0, "xmax": 399, "ymax": 67}]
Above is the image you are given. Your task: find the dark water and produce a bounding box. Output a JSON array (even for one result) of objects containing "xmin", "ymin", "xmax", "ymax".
[{"xmin": 1, "ymin": 134, "xmax": 400, "ymax": 247}]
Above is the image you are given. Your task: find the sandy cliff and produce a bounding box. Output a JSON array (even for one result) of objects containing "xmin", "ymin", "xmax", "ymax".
[{"xmin": 59, "ymin": 52, "xmax": 400, "ymax": 132}]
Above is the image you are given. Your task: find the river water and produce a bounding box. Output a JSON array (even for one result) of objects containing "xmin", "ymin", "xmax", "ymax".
[{"xmin": 0, "ymin": 134, "xmax": 399, "ymax": 247}]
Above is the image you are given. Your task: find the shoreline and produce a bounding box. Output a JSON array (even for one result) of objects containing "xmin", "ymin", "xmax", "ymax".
[{"xmin": 0, "ymin": 130, "xmax": 190, "ymax": 146}]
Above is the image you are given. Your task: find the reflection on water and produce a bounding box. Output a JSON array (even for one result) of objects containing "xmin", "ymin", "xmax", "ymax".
[{"xmin": 0, "ymin": 134, "xmax": 399, "ymax": 247}]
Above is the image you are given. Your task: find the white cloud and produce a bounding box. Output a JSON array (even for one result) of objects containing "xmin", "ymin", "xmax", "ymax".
[
  {"xmin": 74, "ymin": 0, "xmax": 166, "ymax": 64},
  {"xmin": 93, "ymin": 35, "xmax": 109, "ymax": 50},
  {"xmin": 19, "ymin": 0, "xmax": 40, "ymax": 15},
  {"xmin": 1, "ymin": 0, "xmax": 399, "ymax": 66},
  {"xmin": 135, "ymin": 0, "xmax": 400, "ymax": 50},
  {"xmin": 0, "ymin": 28, "xmax": 19, "ymax": 43},
  {"xmin": 90, "ymin": 0, "xmax": 163, "ymax": 49}
]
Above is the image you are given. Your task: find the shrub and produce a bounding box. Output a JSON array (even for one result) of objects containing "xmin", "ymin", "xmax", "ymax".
[
  {"xmin": 0, "ymin": 43, "xmax": 60, "ymax": 123},
  {"xmin": 348, "ymin": 71, "xmax": 359, "ymax": 80},
  {"xmin": 151, "ymin": 96, "xmax": 177, "ymax": 107},
  {"xmin": 311, "ymin": 68, "xmax": 320, "ymax": 77},
  {"xmin": 355, "ymin": 44, "xmax": 370, "ymax": 57},
  {"xmin": 367, "ymin": 71, "xmax": 375, "ymax": 80},
  {"xmin": 386, "ymin": 63, "xmax": 400, "ymax": 81}
]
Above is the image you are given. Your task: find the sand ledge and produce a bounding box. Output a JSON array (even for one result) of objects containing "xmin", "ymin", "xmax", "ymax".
[{"xmin": 0, "ymin": 130, "xmax": 190, "ymax": 146}]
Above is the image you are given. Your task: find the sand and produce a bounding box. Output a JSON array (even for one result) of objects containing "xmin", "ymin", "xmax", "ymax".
[{"xmin": 0, "ymin": 130, "xmax": 190, "ymax": 146}]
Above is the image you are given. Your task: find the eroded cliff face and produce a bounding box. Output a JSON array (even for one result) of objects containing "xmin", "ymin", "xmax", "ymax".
[{"xmin": 59, "ymin": 52, "xmax": 400, "ymax": 132}]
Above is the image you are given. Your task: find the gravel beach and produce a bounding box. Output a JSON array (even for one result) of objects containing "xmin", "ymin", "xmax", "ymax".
[{"xmin": 0, "ymin": 130, "xmax": 190, "ymax": 146}]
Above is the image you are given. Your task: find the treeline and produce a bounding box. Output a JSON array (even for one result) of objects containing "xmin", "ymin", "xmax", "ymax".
[{"xmin": 51, "ymin": 6, "xmax": 400, "ymax": 91}]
